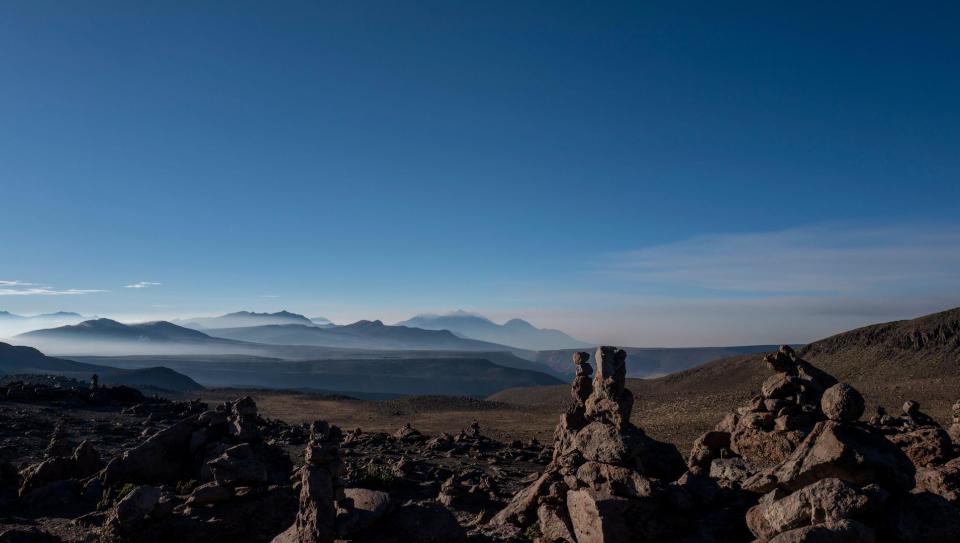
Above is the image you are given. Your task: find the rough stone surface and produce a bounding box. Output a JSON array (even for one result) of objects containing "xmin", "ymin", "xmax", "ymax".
[
  {"xmin": 820, "ymin": 384, "xmax": 865, "ymax": 423},
  {"xmin": 915, "ymin": 457, "xmax": 960, "ymax": 507},
  {"xmin": 755, "ymin": 420, "xmax": 916, "ymax": 493},
  {"xmin": 886, "ymin": 426, "xmax": 953, "ymax": 468}
]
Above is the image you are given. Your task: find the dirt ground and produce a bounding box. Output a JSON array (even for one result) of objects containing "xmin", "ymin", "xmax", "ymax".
[{"xmin": 191, "ymin": 372, "xmax": 958, "ymax": 456}]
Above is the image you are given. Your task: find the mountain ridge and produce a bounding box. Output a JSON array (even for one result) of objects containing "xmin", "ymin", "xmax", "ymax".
[
  {"xmin": 202, "ymin": 320, "xmax": 532, "ymax": 355},
  {"xmin": 397, "ymin": 312, "xmax": 589, "ymax": 350},
  {"xmin": 177, "ymin": 310, "xmax": 316, "ymax": 330}
]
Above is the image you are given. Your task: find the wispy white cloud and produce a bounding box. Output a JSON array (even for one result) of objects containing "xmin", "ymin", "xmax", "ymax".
[
  {"xmin": 260, "ymin": 295, "xmax": 281, "ymax": 299},
  {"xmin": 0, "ymin": 280, "xmax": 38, "ymax": 287},
  {"xmin": 0, "ymin": 285, "xmax": 104, "ymax": 296},
  {"xmin": 601, "ymin": 223, "xmax": 960, "ymax": 295},
  {"xmin": 124, "ymin": 281, "xmax": 162, "ymax": 289}
]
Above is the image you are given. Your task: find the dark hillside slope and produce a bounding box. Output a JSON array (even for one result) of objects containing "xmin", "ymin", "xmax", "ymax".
[{"xmin": 0, "ymin": 342, "xmax": 204, "ymax": 391}]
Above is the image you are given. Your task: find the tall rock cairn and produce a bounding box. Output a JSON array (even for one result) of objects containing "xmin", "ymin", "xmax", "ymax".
[
  {"xmin": 950, "ymin": 400, "xmax": 960, "ymax": 446},
  {"xmin": 487, "ymin": 347, "xmax": 688, "ymax": 543},
  {"xmin": 273, "ymin": 421, "xmax": 344, "ymax": 543}
]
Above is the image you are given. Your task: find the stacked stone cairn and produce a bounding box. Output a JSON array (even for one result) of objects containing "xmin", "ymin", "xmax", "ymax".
[
  {"xmin": 274, "ymin": 420, "xmax": 395, "ymax": 542},
  {"xmin": 689, "ymin": 346, "xmax": 838, "ymax": 481},
  {"xmin": 273, "ymin": 421, "xmax": 344, "ymax": 543},
  {"xmin": 486, "ymin": 347, "xmax": 689, "ymax": 542},
  {"xmin": 730, "ymin": 359, "xmax": 960, "ymax": 541},
  {"xmin": 951, "ymin": 400, "xmax": 960, "ymax": 446}
]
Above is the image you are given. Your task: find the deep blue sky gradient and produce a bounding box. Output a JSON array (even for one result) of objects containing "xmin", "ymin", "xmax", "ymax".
[{"xmin": 1, "ymin": 2, "xmax": 958, "ymax": 344}]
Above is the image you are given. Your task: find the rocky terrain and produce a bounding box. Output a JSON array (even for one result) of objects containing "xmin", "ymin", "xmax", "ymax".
[{"xmin": 1, "ymin": 342, "xmax": 959, "ymax": 542}]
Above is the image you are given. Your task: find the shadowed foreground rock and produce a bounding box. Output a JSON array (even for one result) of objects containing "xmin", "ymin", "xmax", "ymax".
[
  {"xmin": 2, "ymin": 347, "xmax": 959, "ymax": 542},
  {"xmin": 736, "ymin": 376, "xmax": 960, "ymax": 541},
  {"xmin": 485, "ymin": 346, "xmax": 960, "ymax": 543}
]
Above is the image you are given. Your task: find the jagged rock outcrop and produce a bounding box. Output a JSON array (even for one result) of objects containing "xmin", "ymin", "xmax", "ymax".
[
  {"xmin": 17, "ymin": 440, "xmax": 101, "ymax": 503},
  {"xmin": 101, "ymin": 396, "xmax": 288, "ymax": 489},
  {"xmin": 486, "ymin": 347, "xmax": 689, "ymax": 542},
  {"xmin": 95, "ymin": 397, "xmax": 296, "ymax": 543}
]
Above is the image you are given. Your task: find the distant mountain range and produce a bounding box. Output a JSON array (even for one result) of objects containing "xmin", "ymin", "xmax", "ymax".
[
  {"xmin": 15, "ymin": 317, "xmax": 536, "ymax": 359},
  {"xmin": 202, "ymin": 320, "xmax": 530, "ymax": 353},
  {"xmin": 23, "ymin": 318, "xmax": 216, "ymax": 343},
  {"xmin": 0, "ymin": 310, "xmax": 90, "ymax": 337},
  {"xmin": 0, "ymin": 341, "xmax": 203, "ymax": 391},
  {"xmin": 16, "ymin": 318, "xmax": 251, "ymax": 356},
  {"xmin": 10, "ymin": 317, "xmax": 563, "ymax": 396},
  {"xmin": 0, "ymin": 310, "xmax": 85, "ymax": 320},
  {"xmin": 397, "ymin": 311, "xmax": 589, "ymax": 350},
  {"xmin": 177, "ymin": 310, "xmax": 316, "ymax": 329}
]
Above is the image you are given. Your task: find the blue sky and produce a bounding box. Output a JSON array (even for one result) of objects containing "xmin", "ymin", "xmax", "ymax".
[{"xmin": 1, "ymin": 1, "xmax": 958, "ymax": 346}]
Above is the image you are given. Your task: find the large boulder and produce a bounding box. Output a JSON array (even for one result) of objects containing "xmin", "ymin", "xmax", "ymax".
[
  {"xmin": 336, "ymin": 488, "xmax": 392, "ymax": 534},
  {"xmin": 887, "ymin": 491, "xmax": 960, "ymax": 543},
  {"xmin": 820, "ymin": 384, "xmax": 865, "ymax": 423},
  {"xmin": 207, "ymin": 443, "xmax": 269, "ymax": 487},
  {"xmin": 766, "ymin": 519, "xmax": 875, "ymax": 543},
  {"xmin": 747, "ymin": 421, "xmax": 916, "ymax": 494},
  {"xmin": 566, "ymin": 488, "xmax": 630, "ymax": 543},
  {"xmin": 103, "ymin": 418, "xmax": 198, "ymax": 486},
  {"xmin": 18, "ymin": 457, "xmax": 77, "ymax": 498},
  {"xmin": 886, "ymin": 426, "xmax": 953, "ymax": 468},
  {"xmin": 101, "ymin": 485, "xmax": 169, "ymax": 542},
  {"xmin": 745, "ymin": 478, "xmax": 884, "ymax": 541},
  {"xmin": 915, "ymin": 457, "xmax": 960, "ymax": 506}
]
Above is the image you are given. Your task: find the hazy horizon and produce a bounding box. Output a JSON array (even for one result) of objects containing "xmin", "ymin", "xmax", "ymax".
[{"xmin": 2, "ymin": 300, "xmax": 959, "ymax": 350}]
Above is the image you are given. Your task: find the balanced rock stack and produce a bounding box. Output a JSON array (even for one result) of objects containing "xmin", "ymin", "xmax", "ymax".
[
  {"xmin": 738, "ymin": 379, "xmax": 960, "ymax": 542},
  {"xmin": 44, "ymin": 418, "xmax": 73, "ymax": 459},
  {"xmin": 273, "ymin": 421, "xmax": 345, "ymax": 543},
  {"xmin": 951, "ymin": 400, "xmax": 960, "ymax": 446},
  {"xmin": 486, "ymin": 347, "xmax": 688, "ymax": 542},
  {"xmin": 689, "ymin": 345, "xmax": 837, "ymax": 477}
]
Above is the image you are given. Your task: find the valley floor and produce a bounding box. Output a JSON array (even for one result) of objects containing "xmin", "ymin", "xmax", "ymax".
[{"xmin": 189, "ymin": 373, "xmax": 960, "ymax": 452}]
